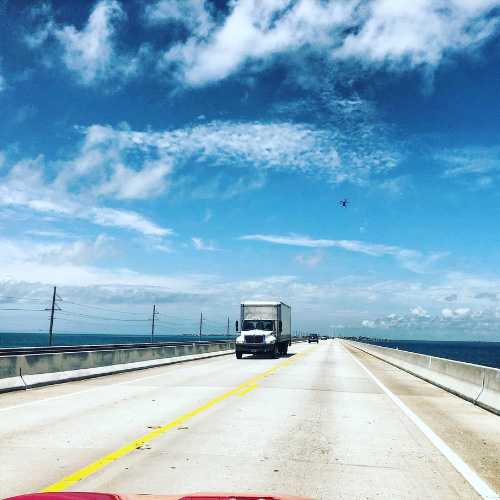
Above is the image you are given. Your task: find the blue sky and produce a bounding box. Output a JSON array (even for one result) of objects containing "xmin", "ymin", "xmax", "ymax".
[{"xmin": 1, "ymin": 0, "xmax": 500, "ymax": 340}]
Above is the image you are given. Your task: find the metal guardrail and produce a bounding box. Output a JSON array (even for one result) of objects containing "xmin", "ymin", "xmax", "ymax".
[{"xmin": 0, "ymin": 340, "xmax": 235, "ymax": 357}]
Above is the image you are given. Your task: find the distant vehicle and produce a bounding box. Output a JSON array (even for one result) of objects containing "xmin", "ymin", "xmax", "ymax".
[
  {"xmin": 339, "ymin": 199, "xmax": 350, "ymax": 207},
  {"xmin": 235, "ymin": 302, "xmax": 291, "ymax": 359},
  {"xmin": 308, "ymin": 334, "xmax": 319, "ymax": 343},
  {"xmin": 320, "ymin": 336, "xmax": 328, "ymax": 340}
]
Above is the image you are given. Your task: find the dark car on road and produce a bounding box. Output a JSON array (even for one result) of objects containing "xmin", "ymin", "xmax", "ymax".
[{"xmin": 308, "ymin": 334, "xmax": 319, "ymax": 343}]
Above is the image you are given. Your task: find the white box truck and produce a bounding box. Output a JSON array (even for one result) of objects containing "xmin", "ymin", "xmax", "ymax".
[{"xmin": 235, "ymin": 302, "xmax": 291, "ymax": 359}]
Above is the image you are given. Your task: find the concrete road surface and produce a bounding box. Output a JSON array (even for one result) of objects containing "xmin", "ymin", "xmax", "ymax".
[{"xmin": 1, "ymin": 340, "xmax": 499, "ymax": 500}]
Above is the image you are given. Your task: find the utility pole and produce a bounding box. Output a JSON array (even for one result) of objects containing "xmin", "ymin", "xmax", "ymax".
[
  {"xmin": 151, "ymin": 305, "xmax": 159, "ymax": 343},
  {"xmin": 199, "ymin": 312, "xmax": 204, "ymax": 340},
  {"xmin": 45, "ymin": 286, "xmax": 61, "ymax": 347},
  {"xmin": 227, "ymin": 317, "xmax": 230, "ymax": 339}
]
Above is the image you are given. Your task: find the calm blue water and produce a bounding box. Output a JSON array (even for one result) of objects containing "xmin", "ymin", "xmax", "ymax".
[
  {"xmin": 362, "ymin": 340, "xmax": 500, "ymax": 370},
  {"xmin": 0, "ymin": 332, "xmax": 236, "ymax": 348}
]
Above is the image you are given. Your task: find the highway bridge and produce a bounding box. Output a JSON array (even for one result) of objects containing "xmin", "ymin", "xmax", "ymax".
[{"xmin": 1, "ymin": 339, "xmax": 499, "ymax": 500}]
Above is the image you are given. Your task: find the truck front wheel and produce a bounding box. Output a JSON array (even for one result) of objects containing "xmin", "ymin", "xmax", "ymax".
[
  {"xmin": 271, "ymin": 344, "xmax": 278, "ymax": 359},
  {"xmin": 236, "ymin": 351, "xmax": 242, "ymax": 359}
]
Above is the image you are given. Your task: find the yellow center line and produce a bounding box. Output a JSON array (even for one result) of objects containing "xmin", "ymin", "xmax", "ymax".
[
  {"xmin": 42, "ymin": 344, "xmax": 318, "ymax": 492},
  {"xmin": 237, "ymin": 383, "xmax": 259, "ymax": 396}
]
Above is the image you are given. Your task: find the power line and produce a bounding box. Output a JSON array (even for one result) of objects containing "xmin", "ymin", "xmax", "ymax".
[
  {"xmin": 0, "ymin": 295, "xmax": 50, "ymax": 302},
  {"xmin": 60, "ymin": 300, "xmax": 146, "ymax": 315},
  {"xmin": 157, "ymin": 312, "xmax": 198, "ymax": 321},
  {"xmin": 58, "ymin": 311, "xmax": 148, "ymax": 322},
  {"xmin": 155, "ymin": 318, "xmax": 199, "ymax": 326},
  {"xmin": 0, "ymin": 307, "xmax": 46, "ymax": 311}
]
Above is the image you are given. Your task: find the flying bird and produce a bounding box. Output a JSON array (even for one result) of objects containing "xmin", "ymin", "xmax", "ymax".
[{"xmin": 339, "ymin": 199, "xmax": 350, "ymax": 207}]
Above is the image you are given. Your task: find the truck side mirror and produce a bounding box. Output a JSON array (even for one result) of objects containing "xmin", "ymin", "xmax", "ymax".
[
  {"xmin": 235, "ymin": 320, "xmax": 239, "ymax": 332},
  {"xmin": 279, "ymin": 320, "xmax": 282, "ymax": 332}
]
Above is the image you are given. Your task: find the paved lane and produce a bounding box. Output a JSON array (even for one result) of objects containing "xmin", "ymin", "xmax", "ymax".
[{"xmin": 1, "ymin": 340, "xmax": 498, "ymax": 499}]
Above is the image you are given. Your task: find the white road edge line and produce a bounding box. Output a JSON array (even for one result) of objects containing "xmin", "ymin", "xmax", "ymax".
[
  {"xmin": 339, "ymin": 341, "xmax": 500, "ymax": 500},
  {"xmin": 0, "ymin": 355, "xmax": 234, "ymax": 413}
]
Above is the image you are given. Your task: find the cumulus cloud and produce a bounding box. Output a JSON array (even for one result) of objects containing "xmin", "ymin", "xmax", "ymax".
[
  {"xmin": 410, "ymin": 306, "xmax": 428, "ymax": 317},
  {"xmin": 336, "ymin": 0, "xmax": 499, "ymax": 68},
  {"xmin": 156, "ymin": 0, "xmax": 500, "ymax": 86},
  {"xmin": 240, "ymin": 233, "xmax": 446, "ymax": 273},
  {"xmin": 21, "ymin": 0, "xmax": 500, "ymax": 89},
  {"xmin": 362, "ymin": 305, "xmax": 498, "ymax": 337},
  {"xmin": 25, "ymin": 0, "xmax": 146, "ymax": 85}
]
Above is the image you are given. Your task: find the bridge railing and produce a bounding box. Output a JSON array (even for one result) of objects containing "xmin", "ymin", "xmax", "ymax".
[{"xmin": 0, "ymin": 341, "xmax": 235, "ymax": 393}]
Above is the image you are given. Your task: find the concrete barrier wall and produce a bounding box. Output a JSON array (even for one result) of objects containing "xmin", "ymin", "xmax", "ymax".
[
  {"xmin": 340, "ymin": 340, "xmax": 500, "ymax": 416},
  {"xmin": 0, "ymin": 342, "xmax": 235, "ymax": 393}
]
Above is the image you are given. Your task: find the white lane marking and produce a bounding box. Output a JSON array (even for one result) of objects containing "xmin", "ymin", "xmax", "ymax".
[
  {"xmin": 340, "ymin": 342, "xmax": 500, "ymax": 500},
  {"xmin": 0, "ymin": 356, "xmax": 234, "ymax": 413}
]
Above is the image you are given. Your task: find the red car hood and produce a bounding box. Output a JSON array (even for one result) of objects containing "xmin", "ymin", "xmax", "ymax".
[{"xmin": 4, "ymin": 493, "xmax": 318, "ymax": 500}]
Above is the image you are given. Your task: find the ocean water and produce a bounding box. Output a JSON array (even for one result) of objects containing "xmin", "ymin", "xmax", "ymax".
[
  {"xmin": 362, "ymin": 340, "xmax": 500, "ymax": 370},
  {"xmin": 1, "ymin": 333, "xmax": 499, "ymax": 370},
  {"xmin": 0, "ymin": 332, "xmax": 236, "ymax": 348}
]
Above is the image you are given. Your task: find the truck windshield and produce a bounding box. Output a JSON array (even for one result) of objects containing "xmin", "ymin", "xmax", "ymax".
[{"xmin": 243, "ymin": 320, "xmax": 274, "ymax": 331}]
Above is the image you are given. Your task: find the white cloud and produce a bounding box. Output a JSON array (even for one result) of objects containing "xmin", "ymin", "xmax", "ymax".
[
  {"xmin": 0, "ymin": 156, "xmax": 172, "ymax": 237},
  {"xmin": 90, "ymin": 207, "xmax": 172, "ymax": 236},
  {"xmin": 379, "ymin": 176, "xmax": 411, "ymax": 195},
  {"xmin": 94, "ymin": 158, "xmax": 173, "ymax": 200},
  {"xmin": 161, "ymin": 0, "xmax": 354, "ymax": 85},
  {"xmin": 455, "ymin": 307, "xmax": 471, "ymax": 317},
  {"xmin": 240, "ymin": 233, "xmax": 446, "ymax": 273},
  {"xmin": 410, "ymin": 306, "xmax": 428, "ymax": 317},
  {"xmin": 363, "ymin": 304, "xmax": 497, "ymax": 336},
  {"xmin": 157, "ymin": 0, "xmax": 500, "ymax": 86},
  {"xmin": 437, "ymin": 146, "xmax": 500, "ymax": 185},
  {"xmin": 144, "ymin": 0, "xmax": 213, "ymax": 37},
  {"xmin": 25, "ymin": 0, "xmax": 145, "ymax": 85},
  {"xmin": 293, "ymin": 250, "xmax": 325, "ymax": 269},
  {"xmin": 191, "ymin": 237, "xmax": 217, "ymax": 251},
  {"xmin": 336, "ymin": 0, "xmax": 499, "ymax": 70},
  {"xmin": 0, "ymin": 235, "xmax": 114, "ymax": 267},
  {"xmin": 21, "ymin": 0, "xmax": 500, "ymax": 89},
  {"xmin": 63, "ymin": 119, "xmax": 394, "ymax": 197},
  {"xmin": 54, "ymin": 0, "xmax": 141, "ymax": 84},
  {"xmin": 25, "ymin": 230, "xmax": 73, "ymax": 238}
]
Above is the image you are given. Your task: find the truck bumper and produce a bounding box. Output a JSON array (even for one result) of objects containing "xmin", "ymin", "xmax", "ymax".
[{"xmin": 236, "ymin": 344, "xmax": 275, "ymax": 354}]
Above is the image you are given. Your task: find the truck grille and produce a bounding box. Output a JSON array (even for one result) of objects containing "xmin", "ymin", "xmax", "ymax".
[{"xmin": 244, "ymin": 335, "xmax": 264, "ymax": 343}]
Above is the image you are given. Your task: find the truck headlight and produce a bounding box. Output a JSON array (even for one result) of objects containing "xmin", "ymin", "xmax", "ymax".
[{"xmin": 265, "ymin": 338, "xmax": 276, "ymax": 344}]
